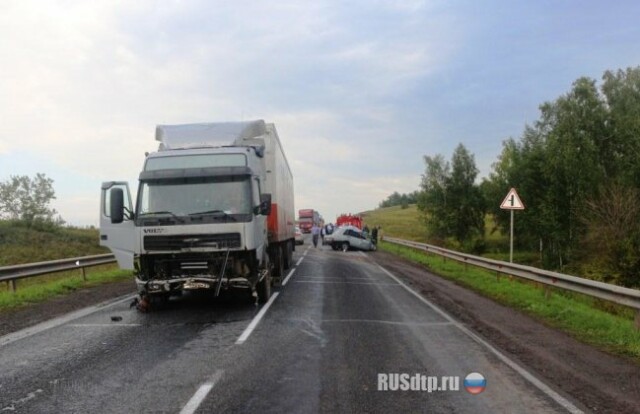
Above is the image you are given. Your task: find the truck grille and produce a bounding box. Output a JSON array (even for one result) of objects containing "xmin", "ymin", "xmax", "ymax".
[{"xmin": 144, "ymin": 233, "xmax": 241, "ymax": 251}]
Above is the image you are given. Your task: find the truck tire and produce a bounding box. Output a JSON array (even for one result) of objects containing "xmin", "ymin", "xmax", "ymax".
[
  {"xmin": 257, "ymin": 270, "xmax": 271, "ymax": 303},
  {"xmin": 273, "ymin": 245, "xmax": 285, "ymax": 278},
  {"xmin": 284, "ymin": 241, "xmax": 293, "ymax": 269}
]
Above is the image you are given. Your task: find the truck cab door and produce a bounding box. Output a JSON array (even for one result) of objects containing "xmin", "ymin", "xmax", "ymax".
[{"xmin": 99, "ymin": 181, "xmax": 135, "ymax": 269}]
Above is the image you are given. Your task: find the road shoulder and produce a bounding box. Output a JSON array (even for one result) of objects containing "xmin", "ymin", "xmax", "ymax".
[
  {"xmin": 369, "ymin": 250, "xmax": 640, "ymax": 414},
  {"xmin": 0, "ymin": 279, "xmax": 135, "ymax": 337}
]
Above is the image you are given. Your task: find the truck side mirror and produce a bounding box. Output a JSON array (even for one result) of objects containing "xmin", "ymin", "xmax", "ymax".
[
  {"xmin": 110, "ymin": 188, "xmax": 125, "ymax": 224},
  {"xmin": 260, "ymin": 193, "xmax": 272, "ymax": 216}
]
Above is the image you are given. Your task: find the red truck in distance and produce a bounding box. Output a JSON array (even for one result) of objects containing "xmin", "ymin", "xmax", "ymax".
[
  {"xmin": 336, "ymin": 214, "xmax": 362, "ymax": 229},
  {"xmin": 299, "ymin": 209, "xmax": 319, "ymax": 233}
]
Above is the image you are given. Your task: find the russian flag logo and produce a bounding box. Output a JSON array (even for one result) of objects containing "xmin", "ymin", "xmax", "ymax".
[{"xmin": 464, "ymin": 372, "xmax": 486, "ymax": 394}]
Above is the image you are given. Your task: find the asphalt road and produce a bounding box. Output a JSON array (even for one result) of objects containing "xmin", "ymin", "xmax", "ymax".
[{"xmin": 0, "ymin": 237, "xmax": 584, "ymax": 413}]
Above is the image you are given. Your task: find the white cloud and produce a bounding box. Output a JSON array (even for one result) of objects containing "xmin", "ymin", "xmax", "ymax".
[{"xmin": 0, "ymin": 1, "xmax": 459, "ymax": 226}]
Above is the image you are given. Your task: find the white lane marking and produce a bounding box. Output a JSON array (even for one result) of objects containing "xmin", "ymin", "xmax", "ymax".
[
  {"xmin": 376, "ymin": 264, "xmax": 583, "ymax": 414},
  {"xmin": 282, "ymin": 268, "xmax": 296, "ymax": 286},
  {"xmin": 236, "ymin": 292, "xmax": 280, "ymax": 345},
  {"xmin": 293, "ymin": 281, "xmax": 400, "ymax": 286},
  {"xmin": 68, "ymin": 324, "xmax": 142, "ymax": 327},
  {"xmin": 296, "ymin": 257, "xmax": 304, "ymax": 266},
  {"xmin": 0, "ymin": 293, "xmax": 134, "ymax": 347},
  {"xmin": 180, "ymin": 370, "xmax": 224, "ymax": 414}
]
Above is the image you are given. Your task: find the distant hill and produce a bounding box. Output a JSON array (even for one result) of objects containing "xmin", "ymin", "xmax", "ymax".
[
  {"xmin": 0, "ymin": 221, "xmax": 108, "ymax": 266},
  {"xmin": 359, "ymin": 204, "xmax": 428, "ymax": 242}
]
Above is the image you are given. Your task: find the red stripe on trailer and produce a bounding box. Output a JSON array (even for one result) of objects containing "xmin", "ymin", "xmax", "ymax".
[{"xmin": 267, "ymin": 203, "xmax": 279, "ymax": 238}]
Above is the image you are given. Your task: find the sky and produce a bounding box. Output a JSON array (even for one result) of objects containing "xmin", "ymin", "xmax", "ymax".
[{"xmin": 1, "ymin": 0, "xmax": 640, "ymax": 226}]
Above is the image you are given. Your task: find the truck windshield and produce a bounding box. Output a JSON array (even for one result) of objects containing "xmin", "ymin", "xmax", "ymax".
[{"xmin": 137, "ymin": 176, "xmax": 253, "ymax": 222}]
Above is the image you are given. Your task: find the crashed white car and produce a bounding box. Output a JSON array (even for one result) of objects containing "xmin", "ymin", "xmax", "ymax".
[{"xmin": 325, "ymin": 226, "xmax": 376, "ymax": 252}]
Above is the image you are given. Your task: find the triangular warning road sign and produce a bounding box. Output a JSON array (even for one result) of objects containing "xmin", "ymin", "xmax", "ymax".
[{"xmin": 500, "ymin": 188, "xmax": 525, "ymax": 210}]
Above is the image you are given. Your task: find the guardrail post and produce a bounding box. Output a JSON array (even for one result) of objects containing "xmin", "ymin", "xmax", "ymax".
[
  {"xmin": 10, "ymin": 279, "xmax": 16, "ymax": 293},
  {"xmin": 543, "ymin": 284, "xmax": 551, "ymax": 300},
  {"xmin": 81, "ymin": 266, "xmax": 87, "ymax": 282},
  {"xmin": 496, "ymin": 271, "xmax": 501, "ymax": 281},
  {"xmin": 635, "ymin": 311, "xmax": 640, "ymax": 330}
]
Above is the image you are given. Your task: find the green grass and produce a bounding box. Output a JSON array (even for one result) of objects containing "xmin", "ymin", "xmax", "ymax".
[
  {"xmin": 0, "ymin": 220, "xmax": 132, "ymax": 311},
  {"xmin": 0, "ymin": 220, "xmax": 108, "ymax": 266},
  {"xmin": 0, "ymin": 264, "xmax": 132, "ymax": 311},
  {"xmin": 360, "ymin": 205, "xmax": 429, "ymax": 242},
  {"xmin": 381, "ymin": 241, "xmax": 640, "ymax": 362}
]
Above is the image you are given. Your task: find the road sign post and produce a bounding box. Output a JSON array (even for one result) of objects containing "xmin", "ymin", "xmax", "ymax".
[{"xmin": 500, "ymin": 188, "xmax": 525, "ymax": 263}]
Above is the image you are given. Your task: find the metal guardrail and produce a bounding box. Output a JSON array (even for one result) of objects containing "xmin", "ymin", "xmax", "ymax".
[
  {"xmin": 0, "ymin": 254, "xmax": 117, "ymax": 292},
  {"xmin": 384, "ymin": 237, "xmax": 640, "ymax": 313}
]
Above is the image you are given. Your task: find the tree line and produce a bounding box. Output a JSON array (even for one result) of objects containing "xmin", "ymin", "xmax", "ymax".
[
  {"xmin": 381, "ymin": 66, "xmax": 640, "ymax": 287},
  {"xmin": 378, "ymin": 191, "xmax": 420, "ymax": 209}
]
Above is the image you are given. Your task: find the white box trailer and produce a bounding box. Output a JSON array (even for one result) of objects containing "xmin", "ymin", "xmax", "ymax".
[{"xmin": 100, "ymin": 120, "xmax": 295, "ymax": 305}]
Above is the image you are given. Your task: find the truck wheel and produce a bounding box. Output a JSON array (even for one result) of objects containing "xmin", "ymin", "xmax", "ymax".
[
  {"xmin": 341, "ymin": 242, "xmax": 349, "ymax": 252},
  {"xmin": 287, "ymin": 242, "xmax": 293, "ymax": 268},
  {"xmin": 273, "ymin": 246, "xmax": 285, "ymax": 277},
  {"xmin": 257, "ymin": 271, "xmax": 271, "ymax": 303},
  {"xmin": 283, "ymin": 241, "xmax": 293, "ymax": 269}
]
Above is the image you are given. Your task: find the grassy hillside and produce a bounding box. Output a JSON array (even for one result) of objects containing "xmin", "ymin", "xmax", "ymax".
[
  {"xmin": 360, "ymin": 205, "xmax": 428, "ymax": 242},
  {"xmin": 0, "ymin": 221, "xmax": 108, "ymax": 266},
  {"xmin": 360, "ymin": 205, "xmax": 540, "ymax": 265},
  {"xmin": 360, "ymin": 204, "xmax": 510, "ymax": 245}
]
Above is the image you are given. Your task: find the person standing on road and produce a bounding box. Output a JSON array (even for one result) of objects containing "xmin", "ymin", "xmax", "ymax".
[
  {"xmin": 311, "ymin": 223, "xmax": 321, "ymax": 248},
  {"xmin": 371, "ymin": 226, "xmax": 378, "ymax": 245}
]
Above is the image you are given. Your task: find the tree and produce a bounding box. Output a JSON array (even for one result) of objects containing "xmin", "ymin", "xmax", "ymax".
[
  {"xmin": 581, "ymin": 184, "xmax": 640, "ymax": 287},
  {"xmin": 447, "ymin": 144, "xmax": 485, "ymax": 243},
  {"xmin": 417, "ymin": 154, "xmax": 450, "ymax": 239},
  {"xmin": 0, "ymin": 173, "xmax": 60, "ymax": 225},
  {"xmin": 378, "ymin": 191, "xmax": 420, "ymax": 208},
  {"xmin": 537, "ymin": 77, "xmax": 607, "ymax": 266},
  {"xmin": 418, "ymin": 145, "xmax": 485, "ymax": 245},
  {"xmin": 601, "ymin": 67, "xmax": 640, "ymax": 186}
]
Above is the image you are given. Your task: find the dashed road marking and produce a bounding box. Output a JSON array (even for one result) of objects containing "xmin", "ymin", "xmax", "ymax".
[
  {"xmin": 180, "ymin": 370, "xmax": 224, "ymax": 414},
  {"xmin": 236, "ymin": 292, "xmax": 280, "ymax": 345}
]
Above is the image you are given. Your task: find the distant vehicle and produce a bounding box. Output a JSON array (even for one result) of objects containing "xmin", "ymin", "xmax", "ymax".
[
  {"xmin": 325, "ymin": 225, "xmax": 376, "ymax": 252},
  {"xmin": 298, "ymin": 209, "xmax": 320, "ymax": 233},
  {"xmin": 295, "ymin": 226, "xmax": 304, "ymax": 245},
  {"xmin": 336, "ymin": 214, "xmax": 362, "ymax": 229}
]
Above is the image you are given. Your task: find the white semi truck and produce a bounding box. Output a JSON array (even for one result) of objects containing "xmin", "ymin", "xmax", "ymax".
[{"xmin": 99, "ymin": 120, "xmax": 295, "ymax": 305}]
